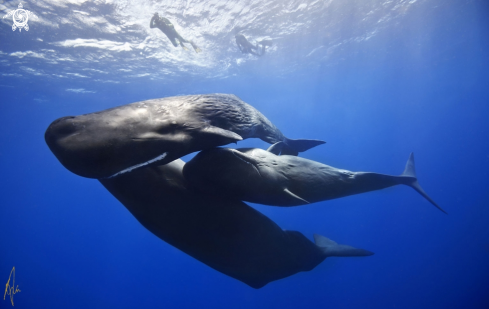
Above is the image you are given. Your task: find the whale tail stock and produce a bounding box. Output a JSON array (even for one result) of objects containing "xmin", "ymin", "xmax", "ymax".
[
  {"xmin": 314, "ymin": 234, "xmax": 374, "ymax": 257},
  {"xmin": 267, "ymin": 139, "xmax": 325, "ymax": 156},
  {"xmin": 401, "ymin": 153, "xmax": 447, "ymax": 214}
]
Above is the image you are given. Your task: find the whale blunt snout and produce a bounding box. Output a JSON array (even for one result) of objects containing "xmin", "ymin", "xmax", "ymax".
[
  {"xmin": 49, "ymin": 116, "xmax": 76, "ymax": 128},
  {"xmin": 53, "ymin": 115, "xmax": 76, "ymax": 123},
  {"xmin": 45, "ymin": 116, "xmax": 78, "ymax": 140}
]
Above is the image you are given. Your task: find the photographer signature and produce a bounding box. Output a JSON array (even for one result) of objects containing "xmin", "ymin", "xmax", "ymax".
[{"xmin": 4, "ymin": 267, "xmax": 20, "ymax": 306}]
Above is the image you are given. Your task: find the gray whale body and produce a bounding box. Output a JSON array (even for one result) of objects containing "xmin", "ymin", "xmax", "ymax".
[
  {"xmin": 43, "ymin": 93, "xmax": 374, "ymax": 288},
  {"xmin": 100, "ymin": 160, "xmax": 373, "ymax": 288},
  {"xmin": 183, "ymin": 147, "xmax": 446, "ymax": 213},
  {"xmin": 45, "ymin": 94, "xmax": 324, "ymax": 179}
]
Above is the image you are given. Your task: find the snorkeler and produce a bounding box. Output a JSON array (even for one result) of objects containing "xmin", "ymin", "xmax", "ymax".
[
  {"xmin": 235, "ymin": 34, "xmax": 260, "ymax": 56},
  {"xmin": 150, "ymin": 13, "xmax": 201, "ymax": 53},
  {"xmin": 258, "ymin": 39, "xmax": 272, "ymax": 55},
  {"xmin": 235, "ymin": 34, "xmax": 272, "ymax": 56}
]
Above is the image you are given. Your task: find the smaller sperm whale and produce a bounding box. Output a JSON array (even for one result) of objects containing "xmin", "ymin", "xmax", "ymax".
[{"xmin": 182, "ymin": 146, "xmax": 446, "ymax": 214}]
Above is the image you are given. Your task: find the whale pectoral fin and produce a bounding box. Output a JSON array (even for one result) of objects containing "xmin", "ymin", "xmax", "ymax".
[
  {"xmin": 314, "ymin": 234, "xmax": 374, "ymax": 257},
  {"xmin": 201, "ymin": 126, "xmax": 243, "ymax": 143},
  {"xmin": 283, "ymin": 188, "xmax": 309, "ymax": 204}
]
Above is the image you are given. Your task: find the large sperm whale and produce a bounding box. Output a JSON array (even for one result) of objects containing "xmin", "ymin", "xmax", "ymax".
[
  {"xmin": 45, "ymin": 94, "xmax": 324, "ymax": 179},
  {"xmin": 99, "ymin": 159, "xmax": 373, "ymax": 288},
  {"xmin": 182, "ymin": 146, "xmax": 446, "ymax": 213}
]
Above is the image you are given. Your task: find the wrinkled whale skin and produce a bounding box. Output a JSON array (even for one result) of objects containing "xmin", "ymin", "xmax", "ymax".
[{"xmin": 45, "ymin": 94, "xmax": 324, "ymax": 179}]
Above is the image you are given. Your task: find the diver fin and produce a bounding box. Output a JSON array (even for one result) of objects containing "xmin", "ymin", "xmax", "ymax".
[
  {"xmin": 283, "ymin": 138, "xmax": 325, "ymax": 154},
  {"xmin": 283, "ymin": 188, "xmax": 309, "ymax": 204},
  {"xmin": 190, "ymin": 43, "xmax": 201, "ymax": 53},
  {"xmin": 314, "ymin": 234, "xmax": 374, "ymax": 257},
  {"xmin": 401, "ymin": 153, "xmax": 447, "ymax": 214},
  {"xmin": 202, "ymin": 126, "xmax": 243, "ymax": 142}
]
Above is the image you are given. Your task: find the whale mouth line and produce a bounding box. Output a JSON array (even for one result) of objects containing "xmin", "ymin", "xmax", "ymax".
[
  {"xmin": 230, "ymin": 149, "xmax": 262, "ymax": 177},
  {"xmin": 105, "ymin": 152, "xmax": 168, "ymax": 179}
]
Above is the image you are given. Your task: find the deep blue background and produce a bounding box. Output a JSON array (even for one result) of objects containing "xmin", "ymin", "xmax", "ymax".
[{"xmin": 1, "ymin": 0, "xmax": 488, "ymax": 308}]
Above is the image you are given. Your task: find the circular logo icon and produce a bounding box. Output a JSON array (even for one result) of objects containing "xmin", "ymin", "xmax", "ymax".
[
  {"xmin": 13, "ymin": 9, "xmax": 28, "ymax": 29},
  {"xmin": 3, "ymin": 3, "xmax": 35, "ymax": 32}
]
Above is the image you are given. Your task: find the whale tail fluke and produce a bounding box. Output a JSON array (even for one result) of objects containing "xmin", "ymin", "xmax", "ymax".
[
  {"xmin": 270, "ymin": 139, "xmax": 325, "ymax": 156},
  {"xmin": 401, "ymin": 153, "xmax": 447, "ymax": 214},
  {"xmin": 314, "ymin": 234, "xmax": 374, "ymax": 257}
]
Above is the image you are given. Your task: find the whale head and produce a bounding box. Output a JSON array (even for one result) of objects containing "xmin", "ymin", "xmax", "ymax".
[
  {"xmin": 45, "ymin": 102, "xmax": 199, "ymax": 179},
  {"xmin": 45, "ymin": 99, "xmax": 244, "ymax": 179}
]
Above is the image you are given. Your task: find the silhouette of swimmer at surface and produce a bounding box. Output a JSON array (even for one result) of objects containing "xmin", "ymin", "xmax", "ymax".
[
  {"xmin": 235, "ymin": 34, "xmax": 272, "ymax": 56},
  {"xmin": 150, "ymin": 13, "xmax": 201, "ymax": 53}
]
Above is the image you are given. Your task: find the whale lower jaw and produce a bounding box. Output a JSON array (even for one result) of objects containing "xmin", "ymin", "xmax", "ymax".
[{"xmin": 106, "ymin": 152, "xmax": 168, "ymax": 179}]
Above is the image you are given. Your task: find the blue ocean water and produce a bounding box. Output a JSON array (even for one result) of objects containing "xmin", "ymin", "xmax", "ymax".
[{"xmin": 1, "ymin": 0, "xmax": 488, "ymax": 308}]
